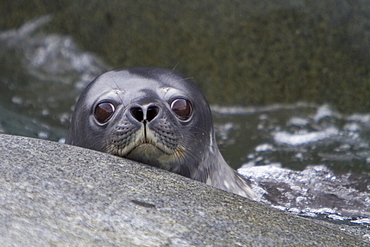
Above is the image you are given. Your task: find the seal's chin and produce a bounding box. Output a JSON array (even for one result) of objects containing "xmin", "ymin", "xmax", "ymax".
[
  {"xmin": 125, "ymin": 143, "xmax": 176, "ymax": 170},
  {"xmin": 126, "ymin": 143, "xmax": 162, "ymax": 165}
]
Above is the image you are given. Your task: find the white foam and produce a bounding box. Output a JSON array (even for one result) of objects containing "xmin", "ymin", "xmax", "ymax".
[
  {"xmin": 273, "ymin": 127, "xmax": 339, "ymax": 146},
  {"xmin": 238, "ymin": 164, "xmax": 370, "ymax": 223},
  {"xmin": 351, "ymin": 218, "xmax": 370, "ymax": 224},
  {"xmin": 313, "ymin": 105, "xmax": 335, "ymax": 122},
  {"xmin": 255, "ymin": 143, "xmax": 274, "ymax": 152}
]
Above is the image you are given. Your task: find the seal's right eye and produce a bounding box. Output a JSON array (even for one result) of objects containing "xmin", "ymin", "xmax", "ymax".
[{"xmin": 94, "ymin": 102, "xmax": 115, "ymax": 124}]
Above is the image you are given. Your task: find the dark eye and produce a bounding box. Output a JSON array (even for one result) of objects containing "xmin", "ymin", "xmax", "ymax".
[
  {"xmin": 170, "ymin": 99, "xmax": 192, "ymax": 120},
  {"xmin": 94, "ymin": 102, "xmax": 115, "ymax": 124}
]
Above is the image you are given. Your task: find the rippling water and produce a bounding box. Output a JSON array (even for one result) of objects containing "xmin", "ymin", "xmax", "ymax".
[
  {"xmin": 0, "ymin": 16, "xmax": 105, "ymax": 141},
  {"xmin": 1, "ymin": 16, "xmax": 369, "ymax": 238},
  {"xmin": 213, "ymin": 104, "xmax": 370, "ymax": 234}
]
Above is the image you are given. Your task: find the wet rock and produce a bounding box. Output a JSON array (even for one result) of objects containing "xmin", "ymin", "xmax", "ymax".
[
  {"xmin": 1, "ymin": 1, "xmax": 370, "ymax": 112},
  {"xmin": 0, "ymin": 134, "xmax": 367, "ymax": 246}
]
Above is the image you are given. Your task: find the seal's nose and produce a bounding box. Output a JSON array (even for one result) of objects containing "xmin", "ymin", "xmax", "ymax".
[{"xmin": 130, "ymin": 105, "xmax": 159, "ymax": 122}]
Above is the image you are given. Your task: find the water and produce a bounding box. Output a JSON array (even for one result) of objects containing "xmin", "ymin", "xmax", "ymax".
[
  {"xmin": 0, "ymin": 16, "xmax": 106, "ymax": 141},
  {"xmin": 1, "ymin": 16, "xmax": 369, "ymax": 239},
  {"xmin": 212, "ymin": 104, "xmax": 370, "ymax": 238},
  {"xmin": 213, "ymin": 103, "xmax": 370, "ymax": 173}
]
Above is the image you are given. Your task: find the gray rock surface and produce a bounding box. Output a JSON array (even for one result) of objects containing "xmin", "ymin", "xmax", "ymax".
[{"xmin": 0, "ymin": 134, "xmax": 367, "ymax": 246}]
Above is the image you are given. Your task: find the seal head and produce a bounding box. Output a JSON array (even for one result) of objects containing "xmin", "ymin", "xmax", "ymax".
[{"xmin": 66, "ymin": 67, "xmax": 256, "ymax": 199}]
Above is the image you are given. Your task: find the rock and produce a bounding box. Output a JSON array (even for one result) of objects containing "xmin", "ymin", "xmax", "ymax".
[
  {"xmin": 0, "ymin": 134, "xmax": 366, "ymax": 246},
  {"xmin": 2, "ymin": 1, "xmax": 370, "ymax": 112}
]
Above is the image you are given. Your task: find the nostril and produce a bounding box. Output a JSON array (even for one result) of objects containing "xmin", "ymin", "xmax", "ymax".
[
  {"xmin": 130, "ymin": 105, "xmax": 159, "ymax": 122},
  {"xmin": 130, "ymin": 107, "xmax": 143, "ymax": 122},
  {"xmin": 147, "ymin": 106, "xmax": 159, "ymax": 122}
]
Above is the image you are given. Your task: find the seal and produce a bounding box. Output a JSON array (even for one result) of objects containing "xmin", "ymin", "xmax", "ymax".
[{"xmin": 66, "ymin": 67, "xmax": 256, "ymax": 199}]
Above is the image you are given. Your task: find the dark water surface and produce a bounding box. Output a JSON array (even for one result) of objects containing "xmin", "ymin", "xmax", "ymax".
[{"xmin": 1, "ymin": 10, "xmax": 369, "ymax": 240}]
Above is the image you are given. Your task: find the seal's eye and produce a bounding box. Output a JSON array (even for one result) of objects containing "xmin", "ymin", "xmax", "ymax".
[
  {"xmin": 94, "ymin": 102, "xmax": 115, "ymax": 124},
  {"xmin": 170, "ymin": 99, "xmax": 192, "ymax": 120}
]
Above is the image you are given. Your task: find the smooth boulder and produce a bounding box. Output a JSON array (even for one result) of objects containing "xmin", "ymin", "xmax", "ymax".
[{"xmin": 0, "ymin": 134, "xmax": 367, "ymax": 246}]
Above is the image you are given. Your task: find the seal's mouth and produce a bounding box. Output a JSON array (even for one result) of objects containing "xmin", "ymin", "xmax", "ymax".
[
  {"xmin": 109, "ymin": 125, "xmax": 182, "ymax": 170},
  {"xmin": 125, "ymin": 143, "xmax": 166, "ymax": 167},
  {"xmin": 122, "ymin": 142, "xmax": 184, "ymax": 170},
  {"xmin": 125, "ymin": 133, "xmax": 176, "ymax": 156}
]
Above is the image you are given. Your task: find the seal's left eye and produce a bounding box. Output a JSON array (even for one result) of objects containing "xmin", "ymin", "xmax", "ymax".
[
  {"xmin": 94, "ymin": 102, "xmax": 115, "ymax": 124},
  {"xmin": 171, "ymin": 99, "xmax": 192, "ymax": 120}
]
